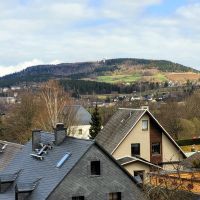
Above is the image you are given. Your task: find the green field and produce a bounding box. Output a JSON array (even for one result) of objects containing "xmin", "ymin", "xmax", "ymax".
[
  {"xmin": 96, "ymin": 73, "xmax": 141, "ymax": 84},
  {"xmin": 153, "ymin": 73, "xmax": 168, "ymax": 82}
]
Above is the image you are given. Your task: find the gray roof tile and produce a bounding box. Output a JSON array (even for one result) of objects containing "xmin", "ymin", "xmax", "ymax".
[
  {"xmin": 0, "ymin": 133, "xmax": 93, "ymax": 200},
  {"xmin": 96, "ymin": 108, "xmax": 145, "ymax": 153},
  {"xmin": 0, "ymin": 140, "xmax": 23, "ymax": 171},
  {"xmin": 64, "ymin": 105, "xmax": 91, "ymax": 125}
]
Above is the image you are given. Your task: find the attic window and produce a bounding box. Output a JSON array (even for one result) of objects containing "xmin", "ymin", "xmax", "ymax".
[
  {"xmin": 56, "ymin": 152, "xmax": 71, "ymax": 168},
  {"xmin": 72, "ymin": 196, "xmax": 84, "ymax": 200},
  {"xmin": 109, "ymin": 192, "xmax": 121, "ymax": 200},
  {"xmin": 142, "ymin": 120, "xmax": 148, "ymax": 131},
  {"xmin": 90, "ymin": 161, "xmax": 101, "ymax": 175}
]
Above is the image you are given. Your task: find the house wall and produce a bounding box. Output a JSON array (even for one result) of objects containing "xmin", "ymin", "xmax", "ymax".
[
  {"xmin": 123, "ymin": 162, "xmax": 150, "ymax": 175},
  {"xmin": 162, "ymin": 134, "xmax": 184, "ymax": 170},
  {"xmin": 112, "ymin": 114, "xmax": 151, "ymax": 161},
  {"xmin": 48, "ymin": 145, "xmax": 144, "ymax": 200},
  {"xmin": 69, "ymin": 125, "xmax": 90, "ymax": 139}
]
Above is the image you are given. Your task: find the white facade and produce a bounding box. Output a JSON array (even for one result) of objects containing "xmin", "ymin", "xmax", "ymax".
[{"xmin": 69, "ymin": 125, "xmax": 91, "ymax": 139}]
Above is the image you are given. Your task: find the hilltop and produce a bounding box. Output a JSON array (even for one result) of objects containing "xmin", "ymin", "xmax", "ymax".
[{"xmin": 0, "ymin": 58, "xmax": 199, "ymax": 87}]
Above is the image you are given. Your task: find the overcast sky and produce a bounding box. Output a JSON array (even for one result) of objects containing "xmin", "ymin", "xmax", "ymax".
[{"xmin": 0, "ymin": 0, "xmax": 200, "ymax": 76}]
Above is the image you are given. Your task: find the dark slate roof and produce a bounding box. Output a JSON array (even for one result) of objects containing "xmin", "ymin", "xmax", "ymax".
[
  {"xmin": 0, "ymin": 133, "xmax": 93, "ymax": 200},
  {"xmin": 64, "ymin": 105, "xmax": 91, "ymax": 125},
  {"xmin": 96, "ymin": 108, "xmax": 145, "ymax": 153},
  {"xmin": 181, "ymin": 152, "xmax": 200, "ymax": 169},
  {"xmin": 0, "ymin": 140, "xmax": 23, "ymax": 171}
]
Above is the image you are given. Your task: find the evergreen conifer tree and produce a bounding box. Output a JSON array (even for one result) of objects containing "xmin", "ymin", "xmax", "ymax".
[{"xmin": 89, "ymin": 104, "xmax": 102, "ymax": 139}]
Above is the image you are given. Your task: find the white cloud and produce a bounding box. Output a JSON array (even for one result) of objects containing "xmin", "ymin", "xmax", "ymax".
[
  {"xmin": 0, "ymin": 0, "xmax": 200, "ymax": 76},
  {"xmin": 0, "ymin": 59, "xmax": 62, "ymax": 77}
]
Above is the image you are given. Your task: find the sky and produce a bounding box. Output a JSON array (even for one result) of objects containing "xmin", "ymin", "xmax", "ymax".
[{"xmin": 0, "ymin": 0, "xmax": 200, "ymax": 76}]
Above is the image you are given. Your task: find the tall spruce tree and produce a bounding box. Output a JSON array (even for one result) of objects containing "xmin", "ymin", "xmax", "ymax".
[{"xmin": 89, "ymin": 104, "xmax": 102, "ymax": 139}]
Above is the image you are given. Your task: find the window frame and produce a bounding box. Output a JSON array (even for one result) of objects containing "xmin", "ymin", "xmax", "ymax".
[
  {"xmin": 131, "ymin": 143, "xmax": 140, "ymax": 156},
  {"xmin": 78, "ymin": 129, "xmax": 82, "ymax": 135},
  {"xmin": 109, "ymin": 192, "xmax": 121, "ymax": 200},
  {"xmin": 90, "ymin": 160, "xmax": 101, "ymax": 176},
  {"xmin": 142, "ymin": 120, "xmax": 148, "ymax": 131},
  {"xmin": 72, "ymin": 196, "xmax": 85, "ymax": 200},
  {"xmin": 151, "ymin": 142, "xmax": 161, "ymax": 155}
]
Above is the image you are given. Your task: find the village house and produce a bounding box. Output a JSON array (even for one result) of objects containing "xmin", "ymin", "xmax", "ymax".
[
  {"xmin": 96, "ymin": 106, "xmax": 186, "ymax": 180},
  {"xmin": 0, "ymin": 124, "xmax": 144, "ymax": 200},
  {"xmin": 64, "ymin": 105, "xmax": 91, "ymax": 139}
]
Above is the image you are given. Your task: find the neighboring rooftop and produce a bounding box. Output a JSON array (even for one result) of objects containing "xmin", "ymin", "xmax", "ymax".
[
  {"xmin": 181, "ymin": 152, "xmax": 200, "ymax": 169},
  {"xmin": 0, "ymin": 132, "xmax": 93, "ymax": 200},
  {"xmin": 96, "ymin": 108, "xmax": 145, "ymax": 153},
  {"xmin": 96, "ymin": 108, "xmax": 186, "ymax": 158},
  {"xmin": 117, "ymin": 156, "xmax": 161, "ymax": 169},
  {"xmin": 64, "ymin": 105, "xmax": 91, "ymax": 125},
  {"xmin": 0, "ymin": 140, "xmax": 23, "ymax": 171}
]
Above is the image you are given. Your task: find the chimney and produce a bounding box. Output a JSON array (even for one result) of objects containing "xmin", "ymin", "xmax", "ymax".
[
  {"xmin": 32, "ymin": 130, "xmax": 41, "ymax": 151},
  {"xmin": 141, "ymin": 106, "xmax": 149, "ymax": 111},
  {"xmin": 54, "ymin": 123, "xmax": 67, "ymax": 145}
]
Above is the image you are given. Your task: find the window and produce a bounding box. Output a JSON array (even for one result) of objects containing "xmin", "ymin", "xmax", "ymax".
[
  {"xmin": 109, "ymin": 192, "xmax": 121, "ymax": 200},
  {"xmin": 152, "ymin": 143, "xmax": 161, "ymax": 155},
  {"xmin": 142, "ymin": 120, "xmax": 148, "ymax": 131},
  {"xmin": 72, "ymin": 196, "xmax": 84, "ymax": 200},
  {"xmin": 134, "ymin": 170, "xmax": 144, "ymax": 181},
  {"xmin": 78, "ymin": 129, "xmax": 82, "ymax": 135},
  {"xmin": 131, "ymin": 143, "xmax": 140, "ymax": 156},
  {"xmin": 90, "ymin": 161, "xmax": 101, "ymax": 175}
]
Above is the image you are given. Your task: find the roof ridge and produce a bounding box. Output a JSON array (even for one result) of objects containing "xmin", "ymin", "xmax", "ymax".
[
  {"xmin": 0, "ymin": 140, "xmax": 24, "ymax": 147},
  {"xmin": 118, "ymin": 108, "xmax": 145, "ymax": 111}
]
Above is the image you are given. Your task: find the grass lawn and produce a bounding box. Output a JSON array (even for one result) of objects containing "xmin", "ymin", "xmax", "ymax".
[
  {"xmin": 96, "ymin": 73, "xmax": 141, "ymax": 84},
  {"xmin": 153, "ymin": 73, "xmax": 168, "ymax": 82}
]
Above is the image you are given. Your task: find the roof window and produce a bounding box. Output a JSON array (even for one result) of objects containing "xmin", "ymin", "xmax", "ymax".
[{"xmin": 56, "ymin": 152, "xmax": 71, "ymax": 168}]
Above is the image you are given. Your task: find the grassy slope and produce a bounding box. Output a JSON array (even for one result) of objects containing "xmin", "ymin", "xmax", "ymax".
[{"xmin": 97, "ymin": 73, "xmax": 141, "ymax": 83}]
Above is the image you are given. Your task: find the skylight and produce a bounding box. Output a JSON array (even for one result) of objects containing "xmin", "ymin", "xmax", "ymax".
[{"xmin": 56, "ymin": 152, "xmax": 71, "ymax": 168}]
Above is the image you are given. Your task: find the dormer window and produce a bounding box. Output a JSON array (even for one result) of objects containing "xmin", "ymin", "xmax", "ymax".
[{"xmin": 142, "ymin": 120, "xmax": 148, "ymax": 131}]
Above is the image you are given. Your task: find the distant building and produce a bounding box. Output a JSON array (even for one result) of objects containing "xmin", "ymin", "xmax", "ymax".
[
  {"xmin": 0, "ymin": 97, "xmax": 16, "ymax": 104},
  {"xmin": 64, "ymin": 105, "xmax": 91, "ymax": 139},
  {"xmin": 0, "ymin": 125, "xmax": 145, "ymax": 200}
]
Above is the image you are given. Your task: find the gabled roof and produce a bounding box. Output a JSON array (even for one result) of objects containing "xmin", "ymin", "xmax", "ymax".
[
  {"xmin": 0, "ymin": 140, "xmax": 23, "ymax": 171},
  {"xmin": 64, "ymin": 105, "xmax": 91, "ymax": 125},
  {"xmin": 0, "ymin": 132, "xmax": 142, "ymax": 200},
  {"xmin": 117, "ymin": 156, "xmax": 162, "ymax": 169},
  {"xmin": 0, "ymin": 133, "xmax": 93, "ymax": 200},
  {"xmin": 96, "ymin": 108, "xmax": 145, "ymax": 153},
  {"xmin": 96, "ymin": 108, "xmax": 186, "ymax": 158}
]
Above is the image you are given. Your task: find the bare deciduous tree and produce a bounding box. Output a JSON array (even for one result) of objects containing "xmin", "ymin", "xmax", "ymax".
[{"xmin": 36, "ymin": 80, "xmax": 77, "ymax": 131}]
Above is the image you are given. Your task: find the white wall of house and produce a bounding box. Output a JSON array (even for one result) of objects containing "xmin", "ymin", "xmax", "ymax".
[
  {"xmin": 69, "ymin": 125, "xmax": 91, "ymax": 139},
  {"xmin": 123, "ymin": 162, "xmax": 151, "ymax": 175},
  {"xmin": 162, "ymin": 133, "xmax": 184, "ymax": 170}
]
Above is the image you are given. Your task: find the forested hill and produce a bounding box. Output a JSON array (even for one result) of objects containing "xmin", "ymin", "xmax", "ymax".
[{"xmin": 0, "ymin": 58, "xmax": 198, "ymax": 87}]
